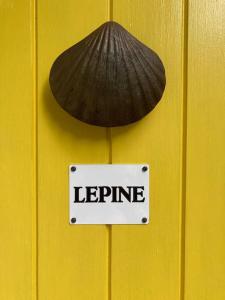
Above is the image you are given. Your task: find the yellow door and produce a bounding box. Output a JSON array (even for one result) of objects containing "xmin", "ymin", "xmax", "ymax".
[{"xmin": 1, "ymin": 0, "xmax": 224, "ymax": 299}]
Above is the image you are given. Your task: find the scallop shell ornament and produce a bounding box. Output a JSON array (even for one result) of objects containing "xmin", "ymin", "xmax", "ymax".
[{"xmin": 49, "ymin": 21, "xmax": 166, "ymax": 127}]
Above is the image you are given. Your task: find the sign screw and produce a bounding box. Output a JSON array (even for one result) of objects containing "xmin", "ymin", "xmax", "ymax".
[
  {"xmin": 142, "ymin": 217, "xmax": 147, "ymax": 224},
  {"xmin": 71, "ymin": 166, "xmax": 76, "ymax": 172},
  {"xmin": 71, "ymin": 217, "xmax": 76, "ymax": 223},
  {"xmin": 142, "ymin": 166, "xmax": 148, "ymax": 172}
]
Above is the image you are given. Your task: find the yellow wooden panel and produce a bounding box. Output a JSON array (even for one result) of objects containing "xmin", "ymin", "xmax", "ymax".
[
  {"xmin": 111, "ymin": 1, "xmax": 184, "ymax": 299},
  {"xmin": 0, "ymin": 1, "xmax": 35, "ymax": 299},
  {"xmin": 37, "ymin": 1, "xmax": 109, "ymax": 299},
  {"xmin": 185, "ymin": 1, "xmax": 225, "ymax": 299}
]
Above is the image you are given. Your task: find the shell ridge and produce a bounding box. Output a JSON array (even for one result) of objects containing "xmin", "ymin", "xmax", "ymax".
[
  {"xmin": 65, "ymin": 29, "xmax": 107, "ymax": 115},
  {"xmin": 117, "ymin": 27, "xmax": 137, "ymax": 122},
  {"xmin": 86, "ymin": 26, "xmax": 111, "ymax": 123},
  {"xmin": 139, "ymin": 49, "xmax": 165, "ymax": 89},
  {"xmin": 105, "ymin": 23, "xmax": 111, "ymax": 119},
  {"xmin": 70, "ymin": 26, "xmax": 105, "ymax": 75},
  {"xmin": 126, "ymin": 36, "xmax": 161, "ymax": 106},
  {"xmin": 130, "ymin": 34, "xmax": 164, "ymax": 71},
  {"xmin": 128, "ymin": 36, "xmax": 165, "ymax": 103},
  {"xmin": 51, "ymin": 29, "xmax": 100, "ymax": 103},
  {"xmin": 105, "ymin": 22, "xmax": 111, "ymax": 54},
  {"xmin": 74, "ymin": 23, "xmax": 113, "ymax": 122},
  {"xmin": 131, "ymin": 36, "xmax": 166, "ymax": 85},
  {"xmin": 91, "ymin": 22, "xmax": 111, "ymax": 121},
  {"xmin": 82, "ymin": 23, "xmax": 117, "ymax": 124},
  {"xmin": 127, "ymin": 31, "xmax": 166, "ymax": 83},
  {"xmin": 108, "ymin": 24, "xmax": 123, "ymax": 125},
  {"xmin": 63, "ymin": 26, "xmax": 107, "ymax": 108},
  {"xmin": 112, "ymin": 27, "xmax": 120, "ymax": 95},
  {"xmin": 137, "ymin": 46, "xmax": 166, "ymax": 100},
  {"xmin": 120, "ymin": 28, "xmax": 152, "ymax": 112},
  {"xmin": 120, "ymin": 29, "xmax": 150, "ymax": 119},
  {"xmin": 50, "ymin": 43, "xmax": 85, "ymax": 97},
  {"xmin": 95, "ymin": 22, "xmax": 108, "ymax": 52},
  {"xmin": 109, "ymin": 23, "xmax": 117, "ymax": 54},
  {"xmin": 97, "ymin": 22, "xmax": 111, "ymax": 54}
]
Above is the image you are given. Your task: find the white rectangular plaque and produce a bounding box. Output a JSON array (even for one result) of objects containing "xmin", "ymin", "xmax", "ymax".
[{"xmin": 69, "ymin": 164, "xmax": 149, "ymax": 224}]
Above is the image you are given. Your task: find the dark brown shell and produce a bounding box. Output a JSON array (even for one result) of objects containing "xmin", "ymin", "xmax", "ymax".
[{"xmin": 49, "ymin": 21, "xmax": 166, "ymax": 127}]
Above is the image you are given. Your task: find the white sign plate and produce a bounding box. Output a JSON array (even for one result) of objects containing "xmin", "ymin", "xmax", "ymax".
[{"xmin": 69, "ymin": 164, "xmax": 149, "ymax": 224}]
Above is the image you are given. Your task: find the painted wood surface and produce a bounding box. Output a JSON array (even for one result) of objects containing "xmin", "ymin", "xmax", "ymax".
[
  {"xmin": 37, "ymin": 1, "xmax": 109, "ymax": 299},
  {"xmin": 0, "ymin": 1, "xmax": 35, "ymax": 299},
  {"xmin": 185, "ymin": 1, "xmax": 225, "ymax": 299},
  {"xmin": 111, "ymin": 1, "xmax": 184, "ymax": 299},
  {"xmin": 1, "ymin": 0, "xmax": 225, "ymax": 299}
]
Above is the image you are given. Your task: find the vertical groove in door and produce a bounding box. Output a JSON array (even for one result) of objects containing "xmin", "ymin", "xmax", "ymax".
[
  {"xmin": 107, "ymin": 2, "xmax": 113, "ymax": 299},
  {"xmin": 106, "ymin": 127, "xmax": 112, "ymax": 300},
  {"xmin": 109, "ymin": 0, "xmax": 113, "ymax": 21},
  {"xmin": 180, "ymin": 0, "xmax": 189, "ymax": 299},
  {"xmin": 106, "ymin": 128, "xmax": 113, "ymax": 164},
  {"xmin": 33, "ymin": 0, "xmax": 38, "ymax": 299},
  {"xmin": 107, "ymin": 224, "xmax": 112, "ymax": 300}
]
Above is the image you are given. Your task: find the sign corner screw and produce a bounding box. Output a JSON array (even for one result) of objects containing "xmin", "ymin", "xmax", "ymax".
[
  {"xmin": 71, "ymin": 166, "xmax": 76, "ymax": 172},
  {"xmin": 142, "ymin": 166, "xmax": 148, "ymax": 172},
  {"xmin": 71, "ymin": 217, "xmax": 76, "ymax": 223},
  {"xmin": 142, "ymin": 217, "xmax": 147, "ymax": 224}
]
